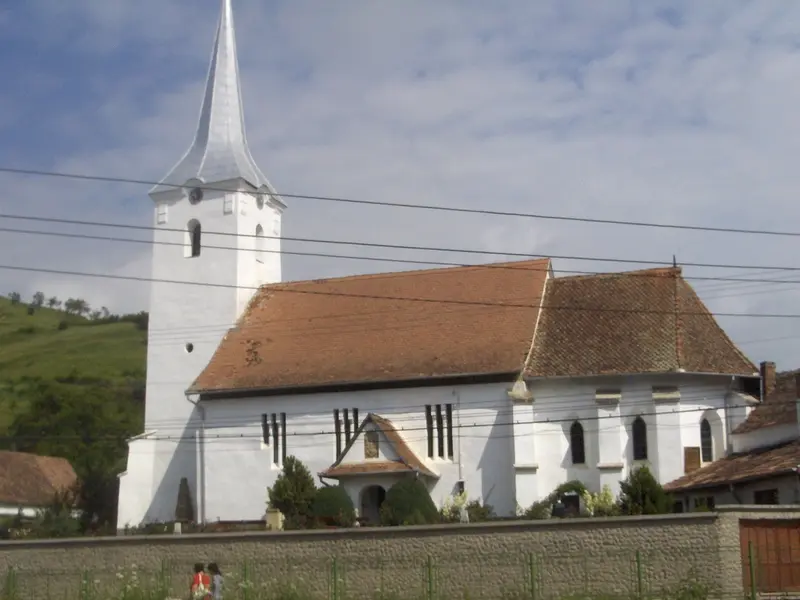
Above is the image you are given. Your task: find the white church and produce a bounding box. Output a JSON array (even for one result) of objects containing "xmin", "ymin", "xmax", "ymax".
[{"xmin": 116, "ymin": 0, "xmax": 764, "ymax": 528}]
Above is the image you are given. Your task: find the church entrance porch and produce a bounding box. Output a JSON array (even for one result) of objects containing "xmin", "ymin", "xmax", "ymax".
[
  {"xmin": 317, "ymin": 413, "xmax": 441, "ymax": 525},
  {"xmin": 359, "ymin": 484, "xmax": 386, "ymax": 525}
]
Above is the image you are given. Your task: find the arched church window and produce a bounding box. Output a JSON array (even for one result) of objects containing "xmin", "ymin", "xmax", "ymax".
[
  {"xmin": 632, "ymin": 416, "xmax": 648, "ymax": 461},
  {"xmin": 255, "ymin": 224, "xmax": 264, "ymax": 264},
  {"xmin": 186, "ymin": 220, "xmax": 201, "ymax": 258},
  {"xmin": 570, "ymin": 421, "xmax": 585, "ymax": 465},
  {"xmin": 700, "ymin": 418, "xmax": 713, "ymax": 462}
]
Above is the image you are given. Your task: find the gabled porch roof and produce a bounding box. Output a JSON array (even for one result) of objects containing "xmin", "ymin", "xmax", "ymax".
[{"xmin": 319, "ymin": 413, "xmax": 438, "ymax": 479}]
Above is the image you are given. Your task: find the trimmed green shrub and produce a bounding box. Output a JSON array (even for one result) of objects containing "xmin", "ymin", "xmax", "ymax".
[
  {"xmin": 267, "ymin": 456, "xmax": 317, "ymax": 529},
  {"xmin": 618, "ymin": 465, "xmax": 672, "ymax": 515},
  {"xmin": 380, "ymin": 477, "xmax": 438, "ymax": 526},
  {"xmin": 312, "ymin": 485, "xmax": 356, "ymax": 527}
]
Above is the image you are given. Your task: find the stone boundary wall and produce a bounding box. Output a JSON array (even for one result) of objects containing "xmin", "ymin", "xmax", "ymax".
[{"xmin": 0, "ymin": 508, "xmax": 797, "ymax": 599}]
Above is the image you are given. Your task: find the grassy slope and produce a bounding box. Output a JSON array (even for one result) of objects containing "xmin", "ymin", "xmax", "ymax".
[{"xmin": 0, "ymin": 297, "xmax": 147, "ymax": 428}]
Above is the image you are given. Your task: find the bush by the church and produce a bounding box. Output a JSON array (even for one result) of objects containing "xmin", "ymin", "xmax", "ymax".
[
  {"xmin": 440, "ymin": 491, "xmax": 495, "ymax": 523},
  {"xmin": 525, "ymin": 480, "xmax": 587, "ymax": 519},
  {"xmin": 379, "ymin": 478, "xmax": 438, "ymax": 526},
  {"xmin": 311, "ymin": 485, "xmax": 356, "ymax": 527},
  {"xmin": 267, "ymin": 456, "xmax": 317, "ymax": 529},
  {"xmin": 618, "ymin": 465, "xmax": 673, "ymax": 515}
]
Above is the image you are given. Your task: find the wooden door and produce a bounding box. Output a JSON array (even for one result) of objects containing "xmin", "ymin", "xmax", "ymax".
[{"xmin": 740, "ymin": 519, "xmax": 800, "ymax": 593}]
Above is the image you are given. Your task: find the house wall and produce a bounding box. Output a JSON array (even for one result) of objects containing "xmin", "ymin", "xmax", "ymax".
[
  {"xmin": 200, "ymin": 382, "xmax": 517, "ymax": 521},
  {"xmin": 515, "ymin": 374, "xmax": 737, "ymax": 504},
  {"xmin": 3, "ymin": 509, "xmax": 798, "ymax": 600},
  {"xmin": 0, "ymin": 506, "xmax": 37, "ymax": 519},
  {"xmin": 673, "ymin": 474, "xmax": 800, "ymax": 508},
  {"xmin": 733, "ymin": 419, "xmax": 800, "ymax": 454},
  {"xmin": 194, "ymin": 374, "xmax": 742, "ymax": 523}
]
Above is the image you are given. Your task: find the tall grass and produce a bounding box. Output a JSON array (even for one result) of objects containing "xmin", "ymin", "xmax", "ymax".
[{"xmin": 0, "ymin": 561, "xmax": 715, "ymax": 600}]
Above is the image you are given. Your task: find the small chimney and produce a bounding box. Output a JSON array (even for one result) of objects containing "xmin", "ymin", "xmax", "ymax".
[{"xmin": 760, "ymin": 361, "xmax": 777, "ymax": 400}]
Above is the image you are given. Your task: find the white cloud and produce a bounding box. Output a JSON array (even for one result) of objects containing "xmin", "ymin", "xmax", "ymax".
[{"xmin": 2, "ymin": 0, "xmax": 800, "ymax": 367}]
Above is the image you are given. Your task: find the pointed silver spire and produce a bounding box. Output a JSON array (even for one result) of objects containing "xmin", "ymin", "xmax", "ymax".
[{"xmin": 150, "ymin": 0, "xmax": 272, "ymax": 195}]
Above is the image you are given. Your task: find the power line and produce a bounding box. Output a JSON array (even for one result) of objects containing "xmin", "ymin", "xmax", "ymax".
[
  {"xmin": 132, "ymin": 388, "xmax": 765, "ymax": 431},
  {"xmin": 7, "ymin": 396, "xmax": 787, "ymax": 444},
  {"xmin": 8, "ymin": 261, "xmax": 800, "ymax": 319},
  {"xmin": 3, "ymin": 165, "xmax": 800, "ymax": 238},
  {"xmin": 5, "ymin": 212, "xmax": 800, "ymax": 275},
  {"xmin": 7, "ymin": 223, "xmax": 800, "ymax": 288}
]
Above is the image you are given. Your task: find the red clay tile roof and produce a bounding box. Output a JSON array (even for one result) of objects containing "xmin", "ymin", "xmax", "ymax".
[
  {"xmin": 664, "ymin": 439, "xmax": 800, "ymax": 492},
  {"xmin": 190, "ymin": 261, "xmax": 756, "ymax": 394},
  {"xmin": 190, "ymin": 260, "xmax": 551, "ymax": 393},
  {"xmin": 525, "ymin": 267, "xmax": 757, "ymax": 378},
  {"xmin": 320, "ymin": 461, "xmax": 421, "ymax": 477},
  {"xmin": 320, "ymin": 413, "xmax": 437, "ymax": 479},
  {"xmin": 734, "ymin": 371, "xmax": 799, "ymax": 434},
  {"xmin": 0, "ymin": 451, "xmax": 78, "ymax": 507}
]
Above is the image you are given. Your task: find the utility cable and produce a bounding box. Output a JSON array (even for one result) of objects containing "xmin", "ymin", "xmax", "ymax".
[
  {"xmin": 2, "ymin": 165, "xmax": 800, "ymax": 238},
  {"xmin": 4, "ymin": 211, "xmax": 800, "ymax": 275},
  {"xmin": 7, "ymin": 262, "xmax": 800, "ymax": 318},
  {"xmin": 6, "ymin": 396, "xmax": 790, "ymax": 443}
]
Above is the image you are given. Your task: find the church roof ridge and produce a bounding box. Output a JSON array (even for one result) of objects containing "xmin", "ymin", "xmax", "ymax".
[
  {"xmin": 150, "ymin": 0, "xmax": 275, "ymax": 196},
  {"xmin": 258, "ymin": 257, "xmax": 552, "ymax": 290}
]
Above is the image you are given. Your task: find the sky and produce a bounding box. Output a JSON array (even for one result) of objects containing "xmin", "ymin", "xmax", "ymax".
[{"xmin": 1, "ymin": 0, "xmax": 800, "ymax": 369}]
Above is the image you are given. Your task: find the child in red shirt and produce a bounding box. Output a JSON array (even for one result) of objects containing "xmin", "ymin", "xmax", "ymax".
[{"xmin": 190, "ymin": 563, "xmax": 211, "ymax": 599}]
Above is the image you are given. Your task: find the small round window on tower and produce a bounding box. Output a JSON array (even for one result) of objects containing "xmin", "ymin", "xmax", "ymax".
[
  {"xmin": 185, "ymin": 343, "xmax": 194, "ymax": 354},
  {"xmin": 189, "ymin": 187, "xmax": 204, "ymax": 205},
  {"xmin": 256, "ymin": 194, "xmax": 264, "ymax": 210}
]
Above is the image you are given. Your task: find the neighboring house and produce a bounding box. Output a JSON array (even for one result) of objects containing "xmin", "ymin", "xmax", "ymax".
[
  {"xmin": 0, "ymin": 451, "xmax": 78, "ymax": 518},
  {"xmin": 665, "ymin": 363, "xmax": 800, "ymax": 508},
  {"xmin": 115, "ymin": 0, "xmax": 762, "ymax": 528}
]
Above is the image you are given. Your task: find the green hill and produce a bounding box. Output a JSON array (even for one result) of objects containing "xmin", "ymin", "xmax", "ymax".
[
  {"xmin": 0, "ymin": 294, "xmax": 148, "ymax": 529},
  {"xmin": 0, "ymin": 296, "xmax": 146, "ymax": 380},
  {"xmin": 0, "ymin": 295, "xmax": 147, "ymax": 429}
]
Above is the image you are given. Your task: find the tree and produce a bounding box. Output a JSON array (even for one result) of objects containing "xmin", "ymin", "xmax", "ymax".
[
  {"xmin": 63, "ymin": 298, "xmax": 77, "ymax": 314},
  {"xmin": 8, "ymin": 292, "xmax": 20, "ymax": 305},
  {"xmin": 312, "ymin": 485, "xmax": 356, "ymax": 527},
  {"xmin": 63, "ymin": 298, "xmax": 89, "ymax": 316},
  {"xmin": 46, "ymin": 297, "xmax": 60, "ymax": 309},
  {"xmin": 380, "ymin": 477, "xmax": 438, "ymax": 526},
  {"xmin": 31, "ymin": 292, "xmax": 44, "ymax": 307},
  {"xmin": 74, "ymin": 299, "xmax": 90, "ymax": 315},
  {"xmin": 618, "ymin": 466, "xmax": 673, "ymax": 515},
  {"xmin": 5, "ymin": 380, "xmax": 140, "ymax": 529},
  {"xmin": 267, "ymin": 456, "xmax": 317, "ymax": 529}
]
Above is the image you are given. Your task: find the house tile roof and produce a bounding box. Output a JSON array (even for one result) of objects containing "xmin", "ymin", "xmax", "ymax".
[
  {"xmin": 320, "ymin": 413, "xmax": 437, "ymax": 479},
  {"xmin": 525, "ymin": 267, "xmax": 757, "ymax": 378},
  {"xmin": 0, "ymin": 452, "xmax": 78, "ymax": 507},
  {"xmin": 320, "ymin": 461, "xmax": 422, "ymax": 478},
  {"xmin": 734, "ymin": 371, "xmax": 799, "ymax": 434},
  {"xmin": 190, "ymin": 260, "xmax": 551, "ymax": 393},
  {"xmin": 664, "ymin": 439, "xmax": 800, "ymax": 492},
  {"xmin": 190, "ymin": 261, "xmax": 756, "ymax": 395}
]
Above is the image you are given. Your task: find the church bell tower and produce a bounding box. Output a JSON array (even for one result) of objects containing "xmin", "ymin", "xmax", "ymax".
[{"xmin": 116, "ymin": 0, "xmax": 284, "ymax": 528}]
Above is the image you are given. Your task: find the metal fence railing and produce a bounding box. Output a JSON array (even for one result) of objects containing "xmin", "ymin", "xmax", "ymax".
[{"xmin": 0, "ymin": 544, "xmax": 778, "ymax": 600}]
